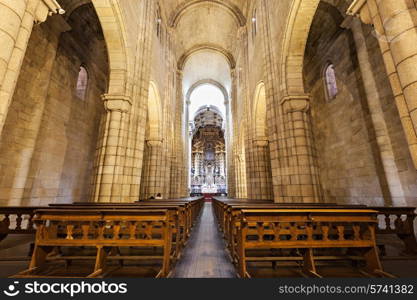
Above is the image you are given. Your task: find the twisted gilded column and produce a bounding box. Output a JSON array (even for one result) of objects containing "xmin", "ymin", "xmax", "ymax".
[
  {"xmin": 0, "ymin": 0, "xmax": 64, "ymax": 136},
  {"xmin": 92, "ymin": 94, "xmax": 131, "ymax": 202},
  {"xmin": 348, "ymin": 0, "xmax": 417, "ymax": 168}
]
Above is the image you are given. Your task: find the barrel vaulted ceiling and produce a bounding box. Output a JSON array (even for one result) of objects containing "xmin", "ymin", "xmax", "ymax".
[{"xmin": 160, "ymin": 0, "xmax": 249, "ymax": 96}]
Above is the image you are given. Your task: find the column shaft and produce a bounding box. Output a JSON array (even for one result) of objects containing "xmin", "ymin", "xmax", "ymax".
[{"xmin": 0, "ymin": 0, "xmax": 63, "ymax": 136}]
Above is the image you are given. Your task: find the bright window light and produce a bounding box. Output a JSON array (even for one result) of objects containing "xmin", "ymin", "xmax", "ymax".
[{"xmin": 189, "ymin": 84, "xmax": 226, "ymax": 118}]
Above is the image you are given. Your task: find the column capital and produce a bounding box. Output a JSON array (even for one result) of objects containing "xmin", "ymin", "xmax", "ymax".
[
  {"xmin": 231, "ymin": 68, "xmax": 237, "ymax": 79},
  {"xmin": 346, "ymin": 0, "xmax": 372, "ymax": 25},
  {"xmin": 252, "ymin": 138, "xmax": 269, "ymax": 147},
  {"xmin": 33, "ymin": 0, "xmax": 65, "ymax": 24},
  {"xmin": 102, "ymin": 94, "xmax": 132, "ymax": 113},
  {"xmin": 280, "ymin": 95, "xmax": 310, "ymax": 113},
  {"xmin": 146, "ymin": 139, "xmax": 163, "ymax": 147}
]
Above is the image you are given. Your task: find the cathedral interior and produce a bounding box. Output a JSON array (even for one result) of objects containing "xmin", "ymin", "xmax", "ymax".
[{"xmin": 0, "ymin": 0, "xmax": 417, "ymax": 278}]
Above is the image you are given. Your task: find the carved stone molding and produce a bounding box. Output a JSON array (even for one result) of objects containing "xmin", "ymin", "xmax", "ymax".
[
  {"xmin": 34, "ymin": 0, "xmax": 65, "ymax": 24},
  {"xmin": 280, "ymin": 95, "xmax": 310, "ymax": 113},
  {"xmin": 253, "ymin": 138, "xmax": 269, "ymax": 147},
  {"xmin": 102, "ymin": 94, "xmax": 132, "ymax": 113},
  {"xmin": 146, "ymin": 139, "xmax": 164, "ymax": 147},
  {"xmin": 346, "ymin": 0, "xmax": 372, "ymax": 25}
]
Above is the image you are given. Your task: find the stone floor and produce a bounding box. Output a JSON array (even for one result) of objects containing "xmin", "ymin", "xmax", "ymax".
[
  {"xmin": 1, "ymin": 203, "xmax": 417, "ymax": 278},
  {"xmin": 171, "ymin": 202, "xmax": 236, "ymax": 278}
]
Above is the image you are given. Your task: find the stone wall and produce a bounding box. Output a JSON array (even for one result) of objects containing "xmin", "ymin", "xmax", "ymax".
[
  {"xmin": 303, "ymin": 2, "xmax": 417, "ymax": 207},
  {"xmin": 0, "ymin": 4, "xmax": 108, "ymax": 205},
  {"xmin": 361, "ymin": 23, "xmax": 417, "ymax": 207},
  {"xmin": 304, "ymin": 3, "xmax": 383, "ymax": 205}
]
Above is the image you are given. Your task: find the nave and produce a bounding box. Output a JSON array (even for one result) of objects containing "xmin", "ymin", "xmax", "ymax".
[{"xmin": 171, "ymin": 202, "xmax": 235, "ymax": 278}]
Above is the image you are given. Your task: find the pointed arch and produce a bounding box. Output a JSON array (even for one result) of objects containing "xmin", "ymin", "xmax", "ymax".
[
  {"xmin": 168, "ymin": 0, "xmax": 246, "ymax": 28},
  {"xmin": 91, "ymin": 0, "xmax": 130, "ymax": 95},
  {"xmin": 147, "ymin": 81, "xmax": 163, "ymax": 140},
  {"xmin": 281, "ymin": 0, "xmax": 320, "ymax": 96},
  {"xmin": 253, "ymin": 81, "xmax": 267, "ymax": 139},
  {"xmin": 178, "ymin": 44, "xmax": 236, "ymax": 70}
]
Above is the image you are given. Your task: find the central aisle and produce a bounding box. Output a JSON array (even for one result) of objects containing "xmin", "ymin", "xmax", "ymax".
[{"xmin": 172, "ymin": 202, "xmax": 236, "ymax": 278}]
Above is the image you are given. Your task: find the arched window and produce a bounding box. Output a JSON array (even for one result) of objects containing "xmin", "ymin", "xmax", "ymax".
[
  {"xmin": 76, "ymin": 66, "xmax": 88, "ymax": 100},
  {"xmin": 324, "ymin": 63, "xmax": 338, "ymax": 101}
]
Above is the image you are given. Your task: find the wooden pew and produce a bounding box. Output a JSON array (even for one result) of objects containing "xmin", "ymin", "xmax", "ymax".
[
  {"xmin": 213, "ymin": 197, "xmax": 417, "ymax": 256},
  {"xmin": 15, "ymin": 208, "xmax": 173, "ymax": 278},
  {"xmin": 235, "ymin": 208, "xmax": 392, "ymax": 278},
  {"xmin": 48, "ymin": 202, "xmax": 192, "ymax": 259},
  {"xmin": 0, "ymin": 197, "xmax": 204, "ymax": 250},
  {"xmin": 213, "ymin": 200, "xmax": 368, "ymax": 263}
]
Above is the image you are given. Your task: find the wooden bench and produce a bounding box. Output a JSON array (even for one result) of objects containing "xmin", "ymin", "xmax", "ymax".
[
  {"xmin": 213, "ymin": 200, "xmax": 368, "ymax": 263},
  {"xmin": 48, "ymin": 203, "xmax": 189, "ymax": 259},
  {"xmin": 236, "ymin": 208, "xmax": 392, "ymax": 278},
  {"xmin": 213, "ymin": 197, "xmax": 417, "ymax": 256},
  {"xmin": 14, "ymin": 208, "xmax": 173, "ymax": 278},
  {"xmin": 0, "ymin": 197, "xmax": 204, "ymax": 252}
]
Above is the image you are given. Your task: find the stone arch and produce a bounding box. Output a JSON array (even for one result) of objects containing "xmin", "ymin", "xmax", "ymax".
[
  {"xmin": 253, "ymin": 81, "xmax": 267, "ymax": 139},
  {"xmin": 178, "ymin": 44, "xmax": 236, "ymax": 70},
  {"xmin": 281, "ymin": 0, "xmax": 320, "ymax": 96},
  {"xmin": 64, "ymin": 0, "xmax": 91, "ymax": 17},
  {"xmin": 186, "ymin": 79, "xmax": 229, "ymax": 105},
  {"xmin": 91, "ymin": 0, "xmax": 130, "ymax": 95},
  {"xmin": 169, "ymin": 0, "xmax": 246, "ymax": 28},
  {"xmin": 147, "ymin": 81, "xmax": 163, "ymax": 140}
]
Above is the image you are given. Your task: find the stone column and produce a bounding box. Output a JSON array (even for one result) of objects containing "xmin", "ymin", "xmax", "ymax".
[
  {"xmin": 227, "ymin": 68, "xmax": 238, "ymax": 197},
  {"xmin": 92, "ymin": 94, "xmax": 131, "ymax": 202},
  {"xmin": 119, "ymin": 0, "xmax": 154, "ymax": 202},
  {"xmin": 249, "ymin": 139, "xmax": 274, "ymax": 200},
  {"xmin": 342, "ymin": 17, "xmax": 407, "ymax": 206},
  {"xmin": 280, "ymin": 95, "xmax": 322, "ymax": 203},
  {"xmin": 140, "ymin": 139, "xmax": 164, "ymax": 199},
  {"xmin": 236, "ymin": 152, "xmax": 248, "ymax": 198},
  {"xmin": 348, "ymin": 0, "xmax": 417, "ymax": 168},
  {"xmin": 0, "ymin": 0, "xmax": 64, "ymax": 136},
  {"xmin": 169, "ymin": 69, "xmax": 186, "ymax": 198},
  {"xmin": 0, "ymin": 15, "xmax": 70, "ymax": 205}
]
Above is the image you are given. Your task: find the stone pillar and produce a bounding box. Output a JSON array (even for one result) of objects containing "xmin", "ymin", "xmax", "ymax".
[
  {"xmin": 280, "ymin": 95, "xmax": 322, "ymax": 203},
  {"xmin": 170, "ymin": 69, "xmax": 187, "ymax": 198},
  {"xmin": 0, "ymin": 15, "xmax": 70, "ymax": 205},
  {"xmin": 236, "ymin": 152, "xmax": 248, "ymax": 198},
  {"xmin": 249, "ymin": 139, "xmax": 274, "ymax": 200},
  {"xmin": 348, "ymin": 0, "xmax": 417, "ymax": 168},
  {"xmin": 92, "ymin": 94, "xmax": 131, "ymax": 203},
  {"xmin": 0, "ymin": 0, "xmax": 64, "ymax": 136},
  {"xmin": 227, "ymin": 68, "xmax": 238, "ymax": 197},
  {"xmin": 342, "ymin": 17, "xmax": 407, "ymax": 206},
  {"xmin": 140, "ymin": 139, "xmax": 164, "ymax": 199}
]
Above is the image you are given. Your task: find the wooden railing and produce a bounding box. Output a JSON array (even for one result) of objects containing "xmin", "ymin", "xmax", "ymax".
[
  {"xmin": 0, "ymin": 206, "xmax": 42, "ymax": 241},
  {"xmin": 374, "ymin": 207, "xmax": 417, "ymax": 254}
]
